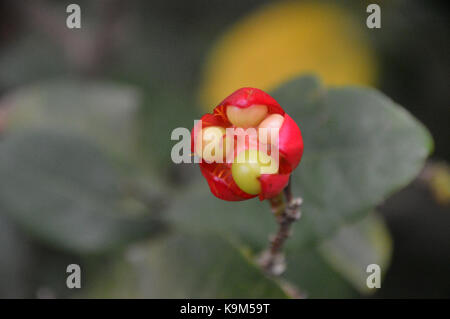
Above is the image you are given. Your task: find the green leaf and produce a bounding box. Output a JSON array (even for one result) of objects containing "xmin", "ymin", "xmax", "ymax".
[
  {"xmin": 0, "ymin": 216, "xmax": 34, "ymax": 298},
  {"xmin": 1, "ymin": 80, "xmax": 141, "ymax": 161},
  {"xmin": 317, "ymin": 212, "xmax": 392, "ymax": 294},
  {"xmin": 166, "ymin": 185, "xmax": 273, "ymax": 251},
  {"xmin": 282, "ymin": 213, "xmax": 392, "ymax": 298},
  {"xmin": 82, "ymin": 232, "xmax": 290, "ymax": 298},
  {"xmin": 271, "ymin": 75, "xmax": 432, "ymax": 247},
  {"xmin": 138, "ymin": 89, "xmax": 199, "ymax": 176},
  {"xmin": 283, "ymin": 243, "xmax": 358, "ymax": 299},
  {"xmin": 0, "ymin": 37, "xmax": 67, "ymax": 88},
  {"xmin": 0, "ymin": 129, "xmax": 162, "ymax": 254}
]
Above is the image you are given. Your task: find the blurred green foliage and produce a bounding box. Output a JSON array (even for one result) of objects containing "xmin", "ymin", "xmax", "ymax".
[
  {"xmin": 0, "ymin": 0, "xmax": 446, "ymax": 298},
  {"xmin": 0, "ymin": 74, "xmax": 432, "ymax": 298}
]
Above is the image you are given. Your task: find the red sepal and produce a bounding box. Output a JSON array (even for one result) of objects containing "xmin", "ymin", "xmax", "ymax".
[
  {"xmin": 278, "ymin": 114, "xmax": 303, "ymax": 174},
  {"xmin": 259, "ymin": 173, "xmax": 290, "ymax": 200},
  {"xmin": 200, "ymin": 162, "xmax": 256, "ymax": 201}
]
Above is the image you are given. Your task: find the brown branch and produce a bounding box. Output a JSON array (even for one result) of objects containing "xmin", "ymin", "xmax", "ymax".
[{"xmin": 259, "ymin": 177, "xmax": 302, "ymax": 276}]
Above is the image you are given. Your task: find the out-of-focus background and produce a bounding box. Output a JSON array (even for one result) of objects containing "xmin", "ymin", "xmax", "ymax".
[{"xmin": 0, "ymin": 0, "xmax": 448, "ymax": 298}]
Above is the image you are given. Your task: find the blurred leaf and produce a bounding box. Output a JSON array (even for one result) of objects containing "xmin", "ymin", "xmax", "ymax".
[
  {"xmin": 78, "ymin": 255, "xmax": 140, "ymax": 298},
  {"xmin": 283, "ymin": 243, "xmax": 358, "ymax": 299},
  {"xmin": 0, "ymin": 213, "xmax": 111, "ymax": 299},
  {"xmin": 83, "ymin": 232, "xmax": 290, "ymax": 298},
  {"xmin": 272, "ymin": 75, "xmax": 433, "ymax": 246},
  {"xmin": 141, "ymin": 232, "xmax": 289, "ymax": 298},
  {"xmin": 0, "ymin": 129, "xmax": 162, "ymax": 254},
  {"xmin": 0, "ymin": 216, "xmax": 35, "ymax": 298},
  {"xmin": 317, "ymin": 212, "xmax": 392, "ymax": 294},
  {"xmin": 426, "ymin": 162, "xmax": 450, "ymax": 206},
  {"xmin": 0, "ymin": 37, "xmax": 67, "ymax": 89},
  {"xmin": 138, "ymin": 89, "xmax": 199, "ymax": 178},
  {"xmin": 1, "ymin": 80, "xmax": 141, "ymax": 161},
  {"xmin": 166, "ymin": 187, "xmax": 274, "ymax": 251},
  {"xmin": 0, "ymin": 79, "xmax": 200, "ymax": 180}
]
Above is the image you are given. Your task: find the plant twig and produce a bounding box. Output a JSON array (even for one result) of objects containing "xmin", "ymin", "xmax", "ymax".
[{"xmin": 259, "ymin": 178, "xmax": 302, "ymax": 276}]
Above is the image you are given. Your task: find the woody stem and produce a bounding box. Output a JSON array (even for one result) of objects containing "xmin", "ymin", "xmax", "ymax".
[{"xmin": 259, "ymin": 177, "xmax": 302, "ymax": 276}]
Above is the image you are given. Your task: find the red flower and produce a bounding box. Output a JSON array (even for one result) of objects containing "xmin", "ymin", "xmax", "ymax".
[{"xmin": 192, "ymin": 88, "xmax": 303, "ymax": 201}]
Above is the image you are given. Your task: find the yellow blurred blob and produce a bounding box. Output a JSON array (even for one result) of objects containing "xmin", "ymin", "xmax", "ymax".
[
  {"xmin": 199, "ymin": 1, "xmax": 378, "ymax": 110},
  {"xmin": 428, "ymin": 163, "xmax": 450, "ymax": 206}
]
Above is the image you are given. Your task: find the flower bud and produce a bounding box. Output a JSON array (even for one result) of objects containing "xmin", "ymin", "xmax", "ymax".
[{"xmin": 192, "ymin": 87, "xmax": 303, "ymax": 201}]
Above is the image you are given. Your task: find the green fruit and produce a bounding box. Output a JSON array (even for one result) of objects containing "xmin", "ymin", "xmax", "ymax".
[{"xmin": 231, "ymin": 149, "xmax": 275, "ymax": 195}]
